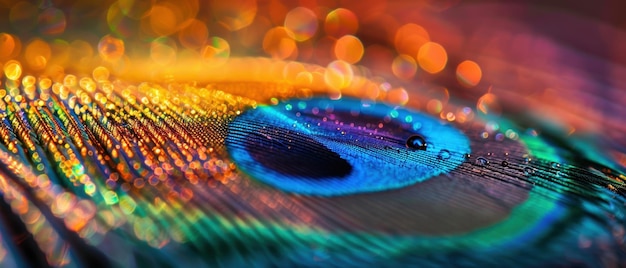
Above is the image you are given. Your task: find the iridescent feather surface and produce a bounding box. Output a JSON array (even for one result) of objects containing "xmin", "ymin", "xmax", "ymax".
[{"xmin": 0, "ymin": 0, "xmax": 625, "ymax": 267}]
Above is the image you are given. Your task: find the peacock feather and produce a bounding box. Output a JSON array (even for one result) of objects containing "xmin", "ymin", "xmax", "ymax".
[{"xmin": 0, "ymin": 0, "xmax": 624, "ymax": 267}]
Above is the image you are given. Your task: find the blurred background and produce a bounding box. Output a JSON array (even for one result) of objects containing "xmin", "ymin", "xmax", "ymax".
[{"xmin": 0, "ymin": 0, "xmax": 624, "ymax": 168}]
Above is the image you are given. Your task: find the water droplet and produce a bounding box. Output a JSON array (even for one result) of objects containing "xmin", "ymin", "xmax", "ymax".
[
  {"xmin": 406, "ymin": 135, "xmax": 427, "ymax": 150},
  {"xmin": 464, "ymin": 153, "xmax": 471, "ymax": 159},
  {"xmin": 501, "ymin": 160, "xmax": 509, "ymax": 167},
  {"xmin": 551, "ymin": 162, "xmax": 561, "ymax": 169},
  {"xmin": 474, "ymin": 156, "xmax": 489, "ymax": 166},
  {"xmin": 437, "ymin": 149, "xmax": 451, "ymax": 160},
  {"xmin": 524, "ymin": 166, "xmax": 536, "ymax": 176}
]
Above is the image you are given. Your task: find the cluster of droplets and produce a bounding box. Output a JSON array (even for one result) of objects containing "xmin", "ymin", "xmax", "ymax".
[
  {"xmin": 469, "ymin": 153, "xmax": 549, "ymax": 176},
  {"xmin": 0, "ymin": 65, "xmax": 282, "ymax": 265},
  {"xmin": 404, "ymin": 135, "xmax": 452, "ymax": 161}
]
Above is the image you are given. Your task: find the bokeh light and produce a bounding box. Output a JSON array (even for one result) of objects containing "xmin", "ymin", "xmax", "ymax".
[
  {"xmin": 420, "ymin": 85, "xmax": 450, "ymax": 115},
  {"xmin": 0, "ymin": 33, "xmax": 17, "ymax": 61},
  {"xmin": 3, "ymin": 60, "xmax": 22, "ymax": 81},
  {"xmin": 394, "ymin": 23, "xmax": 430, "ymax": 58},
  {"xmin": 324, "ymin": 60, "xmax": 354, "ymax": 90},
  {"xmin": 107, "ymin": 2, "xmax": 137, "ymax": 38},
  {"xmin": 334, "ymin": 35, "xmax": 364, "ymax": 64},
  {"xmin": 148, "ymin": 4, "xmax": 182, "ymax": 36},
  {"xmin": 426, "ymin": 99, "xmax": 443, "ymax": 114},
  {"xmin": 284, "ymin": 7, "xmax": 318, "ymax": 42},
  {"xmin": 417, "ymin": 42, "xmax": 448, "ymax": 74},
  {"xmin": 282, "ymin": 61, "xmax": 305, "ymax": 81},
  {"xmin": 263, "ymin": 27, "xmax": 297, "ymax": 59},
  {"xmin": 201, "ymin": 37, "xmax": 231, "ymax": 67},
  {"xmin": 92, "ymin": 66, "xmax": 110, "ymax": 83},
  {"xmin": 98, "ymin": 35, "xmax": 125, "ymax": 62},
  {"xmin": 25, "ymin": 39, "xmax": 51, "ymax": 71},
  {"xmin": 210, "ymin": 0, "xmax": 257, "ymax": 31},
  {"xmin": 392, "ymin": 54, "xmax": 418, "ymax": 80},
  {"xmin": 456, "ymin": 60, "xmax": 482, "ymax": 88},
  {"xmin": 386, "ymin": 87, "xmax": 409, "ymax": 105},
  {"xmin": 151, "ymin": 37, "xmax": 178, "ymax": 66},
  {"xmin": 38, "ymin": 7, "xmax": 67, "ymax": 35},
  {"xmin": 178, "ymin": 19, "xmax": 209, "ymax": 49},
  {"xmin": 325, "ymin": 8, "xmax": 359, "ymax": 37}
]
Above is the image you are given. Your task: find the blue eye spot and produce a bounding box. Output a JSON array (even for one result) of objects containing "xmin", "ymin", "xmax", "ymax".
[
  {"xmin": 225, "ymin": 97, "xmax": 471, "ymax": 196},
  {"xmin": 245, "ymin": 129, "xmax": 353, "ymax": 179}
]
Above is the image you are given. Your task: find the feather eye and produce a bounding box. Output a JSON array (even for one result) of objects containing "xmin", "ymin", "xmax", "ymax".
[
  {"xmin": 226, "ymin": 97, "xmax": 469, "ymax": 196},
  {"xmin": 223, "ymin": 96, "xmax": 626, "ymax": 267}
]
